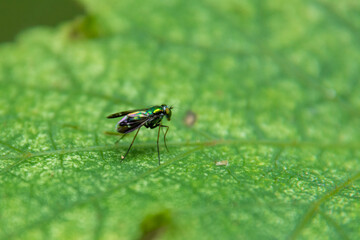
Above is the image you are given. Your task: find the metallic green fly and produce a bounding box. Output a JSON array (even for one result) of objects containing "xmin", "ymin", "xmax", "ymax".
[{"xmin": 107, "ymin": 104, "xmax": 173, "ymax": 165}]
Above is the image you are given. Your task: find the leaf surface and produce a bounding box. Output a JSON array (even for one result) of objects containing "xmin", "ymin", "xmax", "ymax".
[{"xmin": 1, "ymin": 0, "xmax": 360, "ymax": 239}]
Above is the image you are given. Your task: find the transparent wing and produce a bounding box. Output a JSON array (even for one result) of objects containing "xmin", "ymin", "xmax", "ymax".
[
  {"xmin": 117, "ymin": 115, "xmax": 157, "ymax": 134},
  {"xmin": 106, "ymin": 108, "xmax": 148, "ymax": 119}
]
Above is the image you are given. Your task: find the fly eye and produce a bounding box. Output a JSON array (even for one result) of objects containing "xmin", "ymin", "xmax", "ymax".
[{"xmin": 165, "ymin": 108, "xmax": 170, "ymax": 114}]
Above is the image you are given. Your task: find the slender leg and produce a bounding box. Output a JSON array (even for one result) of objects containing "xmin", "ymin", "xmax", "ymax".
[
  {"xmin": 157, "ymin": 125, "xmax": 161, "ymax": 165},
  {"xmin": 122, "ymin": 127, "xmax": 141, "ymax": 161},
  {"xmin": 160, "ymin": 125, "xmax": 169, "ymax": 152},
  {"xmin": 115, "ymin": 133, "xmax": 127, "ymax": 144}
]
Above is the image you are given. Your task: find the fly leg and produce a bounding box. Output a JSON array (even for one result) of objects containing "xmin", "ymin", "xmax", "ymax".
[
  {"xmin": 115, "ymin": 133, "xmax": 127, "ymax": 144},
  {"xmin": 122, "ymin": 127, "xmax": 141, "ymax": 161},
  {"xmin": 160, "ymin": 125, "xmax": 170, "ymax": 152},
  {"xmin": 157, "ymin": 125, "xmax": 161, "ymax": 165}
]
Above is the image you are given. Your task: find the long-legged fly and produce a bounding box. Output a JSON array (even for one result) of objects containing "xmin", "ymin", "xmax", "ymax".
[{"xmin": 107, "ymin": 104, "xmax": 173, "ymax": 165}]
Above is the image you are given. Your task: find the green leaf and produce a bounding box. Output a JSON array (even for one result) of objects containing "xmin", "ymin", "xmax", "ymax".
[{"xmin": 1, "ymin": 0, "xmax": 360, "ymax": 239}]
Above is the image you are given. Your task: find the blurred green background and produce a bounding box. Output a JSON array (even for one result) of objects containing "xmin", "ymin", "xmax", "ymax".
[
  {"xmin": 0, "ymin": 0, "xmax": 360, "ymax": 239},
  {"xmin": 0, "ymin": 0, "xmax": 83, "ymax": 43}
]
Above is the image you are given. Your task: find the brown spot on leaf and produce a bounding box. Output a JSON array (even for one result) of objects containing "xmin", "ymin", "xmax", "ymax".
[
  {"xmin": 139, "ymin": 209, "xmax": 173, "ymax": 240},
  {"xmin": 183, "ymin": 110, "xmax": 197, "ymax": 127}
]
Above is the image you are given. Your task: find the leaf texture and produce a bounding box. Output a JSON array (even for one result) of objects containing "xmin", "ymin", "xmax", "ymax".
[{"xmin": 1, "ymin": 0, "xmax": 360, "ymax": 239}]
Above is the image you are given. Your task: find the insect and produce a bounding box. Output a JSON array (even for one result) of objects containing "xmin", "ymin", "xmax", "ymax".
[{"xmin": 107, "ymin": 104, "xmax": 173, "ymax": 165}]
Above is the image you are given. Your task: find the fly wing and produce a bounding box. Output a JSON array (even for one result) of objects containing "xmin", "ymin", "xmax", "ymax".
[
  {"xmin": 107, "ymin": 109, "xmax": 148, "ymax": 119},
  {"xmin": 117, "ymin": 116, "xmax": 152, "ymax": 134}
]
